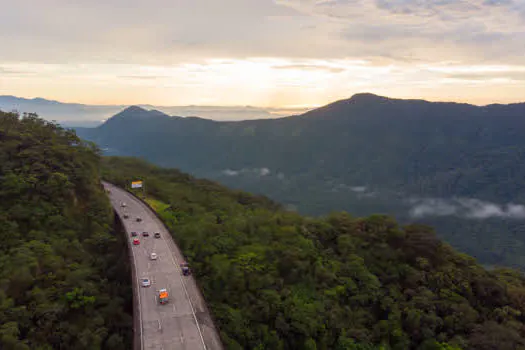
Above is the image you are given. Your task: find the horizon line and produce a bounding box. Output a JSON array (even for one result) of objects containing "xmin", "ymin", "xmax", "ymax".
[{"xmin": 2, "ymin": 93, "xmax": 525, "ymax": 110}]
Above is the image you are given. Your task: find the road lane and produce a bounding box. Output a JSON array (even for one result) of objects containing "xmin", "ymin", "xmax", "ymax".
[{"xmin": 103, "ymin": 182, "xmax": 223, "ymax": 350}]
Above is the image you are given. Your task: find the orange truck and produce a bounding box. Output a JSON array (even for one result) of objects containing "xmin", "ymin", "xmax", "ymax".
[{"xmin": 158, "ymin": 288, "xmax": 169, "ymax": 304}]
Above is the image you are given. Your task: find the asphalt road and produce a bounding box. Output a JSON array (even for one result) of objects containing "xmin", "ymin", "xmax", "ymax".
[{"xmin": 103, "ymin": 182, "xmax": 224, "ymax": 350}]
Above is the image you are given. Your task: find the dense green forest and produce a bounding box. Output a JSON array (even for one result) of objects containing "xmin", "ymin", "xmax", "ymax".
[
  {"xmin": 76, "ymin": 94, "xmax": 525, "ymax": 271},
  {"xmin": 102, "ymin": 156, "xmax": 525, "ymax": 350},
  {"xmin": 0, "ymin": 111, "xmax": 132, "ymax": 349}
]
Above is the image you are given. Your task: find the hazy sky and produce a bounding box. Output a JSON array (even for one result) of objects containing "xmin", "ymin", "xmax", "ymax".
[{"xmin": 2, "ymin": 0, "xmax": 525, "ymax": 107}]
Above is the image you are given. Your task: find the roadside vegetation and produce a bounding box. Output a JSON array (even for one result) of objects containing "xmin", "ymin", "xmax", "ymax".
[
  {"xmin": 0, "ymin": 112, "xmax": 132, "ymax": 349},
  {"xmin": 101, "ymin": 156, "xmax": 525, "ymax": 350}
]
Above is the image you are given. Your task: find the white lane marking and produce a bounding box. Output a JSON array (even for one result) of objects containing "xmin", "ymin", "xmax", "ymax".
[
  {"xmin": 158, "ymin": 320, "xmax": 162, "ymax": 332},
  {"xmin": 162, "ymin": 232, "xmax": 208, "ymax": 349}
]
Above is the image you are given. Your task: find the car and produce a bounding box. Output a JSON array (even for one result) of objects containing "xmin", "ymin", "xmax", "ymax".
[
  {"xmin": 142, "ymin": 231, "xmax": 149, "ymax": 237},
  {"xmin": 121, "ymin": 202, "xmax": 126, "ymax": 207},
  {"xmin": 158, "ymin": 288, "xmax": 169, "ymax": 304},
  {"xmin": 136, "ymin": 217, "xmax": 142, "ymax": 222},
  {"xmin": 141, "ymin": 278, "xmax": 151, "ymax": 287},
  {"xmin": 123, "ymin": 214, "xmax": 129, "ymax": 219},
  {"xmin": 131, "ymin": 231, "xmax": 137, "ymax": 237},
  {"xmin": 154, "ymin": 232, "xmax": 161, "ymax": 238},
  {"xmin": 150, "ymin": 253, "xmax": 158, "ymax": 260},
  {"xmin": 180, "ymin": 262, "xmax": 191, "ymax": 276},
  {"xmin": 133, "ymin": 238, "xmax": 140, "ymax": 245}
]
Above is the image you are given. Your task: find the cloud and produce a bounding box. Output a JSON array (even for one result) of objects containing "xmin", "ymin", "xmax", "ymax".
[
  {"xmin": 2, "ymin": 0, "xmax": 525, "ymax": 106},
  {"xmin": 3, "ymin": 0, "xmax": 524, "ymax": 66},
  {"xmin": 350, "ymin": 186, "xmax": 367, "ymax": 193},
  {"xmin": 373, "ymin": 0, "xmax": 493, "ymax": 18},
  {"xmin": 279, "ymin": 0, "xmax": 525, "ymax": 65},
  {"xmin": 118, "ymin": 76, "xmax": 164, "ymax": 80},
  {"xmin": 259, "ymin": 168, "xmax": 271, "ymax": 176},
  {"xmin": 445, "ymin": 71, "xmax": 525, "ymax": 82},
  {"xmin": 0, "ymin": 0, "xmax": 317, "ymax": 64},
  {"xmin": 222, "ymin": 169, "xmax": 239, "ymax": 176},
  {"xmin": 0, "ymin": 66, "xmax": 35, "ymax": 76},
  {"xmin": 483, "ymin": 0, "xmax": 513, "ymax": 6},
  {"xmin": 221, "ymin": 167, "xmax": 271, "ymax": 177},
  {"xmin": 272, "ymin": 64, "xmax": 346, "ymax": 73},
  {"xmin": 408, "ymin": 197, "xmax": 525, "ymax": 219},
  {"xmin": 3, "ymin": 59, "xmax": 525, "ymax": 107},
  {"xmin": 329, "ymin": 183, "xmax": 378, "ymax": 197},
  {"xmin": 408, "ymin": 198, "xmax": 460, "ymax": 218}
]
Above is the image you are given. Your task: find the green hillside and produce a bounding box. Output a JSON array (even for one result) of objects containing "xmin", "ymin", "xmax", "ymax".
[
  {"xmin": 0, "ymin": 112, "xmax": 132, "ymax": 349},
  {"xmin": 76, "ymin": 94, "xmax": 525, "ymax": 271},
  {"xmin": 102, "ymin": 156, "xmax": 525, "ymax": 350}
]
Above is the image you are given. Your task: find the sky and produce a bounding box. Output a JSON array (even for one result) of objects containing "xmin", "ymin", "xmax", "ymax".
[{"xmin": 1, "ymin": 0, "xmax": 525, "ymax": 108}]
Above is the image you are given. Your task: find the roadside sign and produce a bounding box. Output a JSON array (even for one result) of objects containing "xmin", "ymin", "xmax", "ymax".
[{"xmin": 131, "ymin": 180, "xmax": 143, "ymax": 189}]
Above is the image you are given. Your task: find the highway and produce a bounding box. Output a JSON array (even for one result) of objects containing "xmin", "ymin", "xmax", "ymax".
[{"xmin": 103, "ymin": 182, "xmax": 224, "ymax": 350}]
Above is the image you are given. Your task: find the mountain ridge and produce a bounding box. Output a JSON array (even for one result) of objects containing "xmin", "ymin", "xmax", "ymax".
[
  {"xmin": 0, "ymin": 95, "xmax": 312, "ymax": 126},
  {"xmin": 75, "ymin": 94, "xmax": 525, "ymax": 270},
  {"xmin": 101, "ymin": 93, "xmax": 525, "ymax": 125}
]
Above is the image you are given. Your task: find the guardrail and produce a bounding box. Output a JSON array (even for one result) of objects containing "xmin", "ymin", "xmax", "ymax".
[{"xmin": 111, "ymin": 210, "xmax": 142, "ymax": 350}]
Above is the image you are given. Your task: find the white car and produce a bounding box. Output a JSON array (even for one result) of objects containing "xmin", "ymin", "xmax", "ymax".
[
  {"xmin": 150, "ymin": 253, "xmax": 158, "ymax": 260},
  {"xmin": 121, "ymin": 202, "xmax": 127, "ymax": 207},
  {"xmin": 141, "ymin": 278, "xmax": 151, "ymax": 287}
]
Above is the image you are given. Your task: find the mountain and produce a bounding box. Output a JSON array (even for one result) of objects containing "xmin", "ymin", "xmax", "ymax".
[
  {"xmin": 0, "ymin": 95, "xmax": 124, "ymax": 127},
  {"xmin": 0, "ymin": 95, "xmax": 310, "ymax": 127},
  {"xmin": 102, "ymin": 156, "xmax": 525, "ymax": 350},
  {"xmin": 76, "ymin": 94, "xmax": 525, "ymax": 269}
]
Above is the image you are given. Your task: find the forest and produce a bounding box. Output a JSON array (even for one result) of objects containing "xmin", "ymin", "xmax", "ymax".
[
  {"xmin": 0, "ymin": 111, "xmax": 132, "ymax": 349},
  {"xmin": 102, "ymin": 156, "xmax": 525, "ymax": 350}
]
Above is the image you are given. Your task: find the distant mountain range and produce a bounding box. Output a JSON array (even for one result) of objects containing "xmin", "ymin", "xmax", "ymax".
[
  {"xmin": 0, "ymin": 95, "xmax": 310, "ymax": 127},
  {"xmin": 77, "ymin": 92, "xmax": 525, "ymax": 270}
]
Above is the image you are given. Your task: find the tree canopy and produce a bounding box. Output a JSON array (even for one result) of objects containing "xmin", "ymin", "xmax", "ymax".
[
  {"xmin": 0, "ymin": 111, "xmax": 132, "ymax": 349},
  {"xmin": 102, "ymin": 156, "xmax": 525, "ymax": 350}
]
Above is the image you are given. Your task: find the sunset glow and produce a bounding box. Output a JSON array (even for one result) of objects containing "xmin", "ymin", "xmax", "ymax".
[{"xmin": 2, "ymin": 0, "xmax": 525, "ymax": 107}]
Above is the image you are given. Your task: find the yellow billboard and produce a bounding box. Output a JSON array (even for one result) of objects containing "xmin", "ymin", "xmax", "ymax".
[{"xmin": 131, "ymin": 181, "xmax": 143, "ymax": 189}]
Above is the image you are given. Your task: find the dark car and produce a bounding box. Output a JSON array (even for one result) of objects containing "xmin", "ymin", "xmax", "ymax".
[
  {"xmin": 136, "ymin": 217, "xmax": 142, "ymax": 222},
  {"xmin": 180, "ymin": 262, "xmax": 191, "ymax": 276},
  {"xmin": 154, "ymin": 232, "xmax": 161, "ymax": 238},
  {"xmin": 123, "ymin": 214, "xmax": 129, "ymax": 219},
  {"xmin": 131, "ymin": 231, "xmax": 138, "ymax": 237},
  {"xmin": 142, "ymin": 231, "xmax": 149, "ymax": 237}
]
